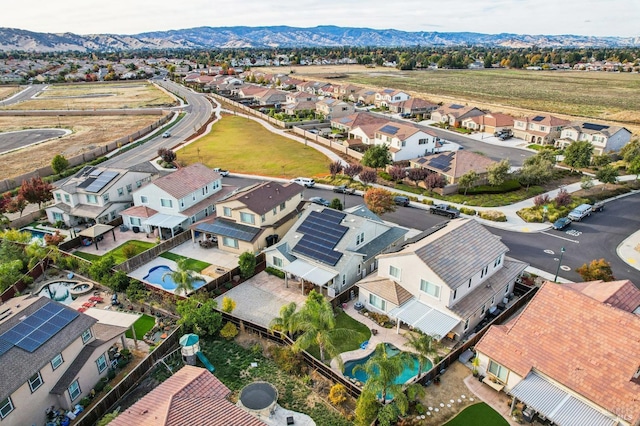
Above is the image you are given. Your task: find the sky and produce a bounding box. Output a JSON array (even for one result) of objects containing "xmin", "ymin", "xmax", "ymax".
[{"xmin": 2, "ymin": 0, "xmax": 639, "ymax": 37}]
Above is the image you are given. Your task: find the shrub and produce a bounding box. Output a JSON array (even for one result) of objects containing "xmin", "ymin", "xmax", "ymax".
[
  {"xmin": 266, "ymin": 345, "xmax": 305, "ymax": 374},
  {"xmin": 121, "ymin": 244, "xmax": 140, "ymax": 259},
  {"xmin": 224, "ymin": 282, "xmax": 233, "ymax": 290},
  {"xmin": 533, "ymin": 194, "xmax": 550, "ymax": 206},
  {"xmin": 460, "ymin": 207, "xmax": 476, "ymax": 215},
  {"xmin": 93, "ymin": 380, "xmax": 106, "ymax": 393},
  {"xmin": 79, "ymin": 397, "xmax": 91, "ymax": 407},
  {"xmin": 219, "ymin": 321, "xmax": 238, "ymax": 340},
  {"xmin": 265, "ymin": 267, "xmax": 285, "ymax": 278},
  {"xmin": 238, "ymin": 252, "xmax": 256, "ymax": 278},
  {"xmin": 517, "ymin": 207, "xmax": 545, "ymax": 223},
  {"xmin": 554, "ymin": 189, "xmax": 572, "ymax": 207},
  {"xmin": 328, "ymin": 383, "xmax": 348, "ymax": 406},
  {"xmin": 463, "ymin": 179, "xmax": 521, "ymax": 194},
  {"xmin": 104, "ymin": 384, "xmax": 112, "ymax": 393},
  {"xmin": 107, "ymin": 369, "xmax": 116, "ymax": 380},
  {"xmin": 479, "ymin": 210, "xmax": 507, "ymax": 222}
]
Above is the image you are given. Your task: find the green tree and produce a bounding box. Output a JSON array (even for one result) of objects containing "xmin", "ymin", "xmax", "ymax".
[
  {"xmin": 577, "ymin": 259, "xmax": 615, "ymax": 282},
  {"xmin": 487, "ymin": 159, "xmax": 511, "ymax": 187},
  {"xmin": 221, "ymin": 295, "xmax": 236, "ymax": 313},
  {"xmin": 25, "ymin": 241, "xmax": 50, "ymax": 276},
  {"xmin": 628, "ymin": 156, "xmax": 640, "ymax": 179},
  {"xmin": 51, "ymin": 154, "xmax": 69, "ymax": 175},
  {"xmin": 354, "ymin": 391, "xmax": 381, "ymax": 426},
  {"xmin": 563, "ymin": 140, "xmax": 593, "ymax": 170},
  {"xmin": 519, "ymin": 158, "xmax": 554, "ymax": 190},
  {"xmin": 458, "ymin": 170, "xmax": 479, "ymax": 195},
  {"xmin": 362, "ymin": 145, "xmax": 391, "ymax": 170},
  {"xmin": 329, "ymin": 198, "xmax": 343, "ymax": 211},
  {"xmin": 238, "ymin": 251, "xmax": 257, "ymax": 278},
  {"xmin": 595, "ymin": 164, "xmax": 618, "ymax": 189},
  {"xmin": 580, "ymin": 175, "xmax": 594, "ymax": 191},
  {"xmin": 162, "ymin": 258, "xmax": 199, "ymax": 296},
  {"xmin": 269, "ymin": 302, "xmax": 299, "ymax": 338},
  {"xmin": 176, "ymin": 298, "xmax": 222, "ymax": 337},
  {"xmin": 404, "ymin": 332, "xmax": 441, "ymax": 376},
  {"xmin": 363, "ymin": 188, "xmax": 396, "ymax": 216},
  {"xmin": 88, "ymin": 255, "xmax": 116, "ymax": 283},
  {"xmin": 0, "ymin": 259, "xmax": 24, "ymax": 293},
  {"xmin": 620, "ymin": 139, "xmax": 640, "ymax": 163}
]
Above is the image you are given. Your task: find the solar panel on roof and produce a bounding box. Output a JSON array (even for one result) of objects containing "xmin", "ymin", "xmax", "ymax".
[
  {"xmin": 293, "ymin": 209, "xmax": 348, "ymax": 266},
  {"xmin": 532, "ymin": 116, "xmax": 545, "ymax": 122},
  {"xmin": 379, "ymin": 125, "xmax": 399, "ymax": 135},
  {"xmin": 582, "ymin": 122, "xmax": 609, "ymax": 131},
  {"xmin": 450, "ymin": 104, "xmax": 463, "ymax": 109},
  {"xmin": 85, "ymin": 170, "xmax": 119, "ymax": 193},
  {"xmin": 89, "ymin": 169, "xmax": 102, "ymax": 177}
]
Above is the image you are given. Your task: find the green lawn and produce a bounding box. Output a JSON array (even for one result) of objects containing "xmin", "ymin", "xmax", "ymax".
[
  {"xmin": 306, "ymin": 311, "xmax": 371, "ymax": 361},
  {"xmin": 74, "ymin": 240, "xmax": 156, "ymax": 264},
  {"xmin": 176, "ymin": 115, "xmax": 332, "ymax": 178},
  {"xmin": 444, "ymin": 402, "xmax": 509, "ymax": 426},
  {"xmin": 125, "ymin": 314, "xmax": 156, "ymax": 339},
  {"xmin": 159, "ymin": 252, "xmax": 210, "ymax": 273}
]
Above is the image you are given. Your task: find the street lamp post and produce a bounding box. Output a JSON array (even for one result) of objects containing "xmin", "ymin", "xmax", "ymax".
[{"xmin": 554, "ymin": 247, "xmax": 566, "ymax": 282}]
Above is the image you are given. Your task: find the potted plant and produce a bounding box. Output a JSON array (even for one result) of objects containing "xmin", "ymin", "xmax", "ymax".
[{"xmin": 472, "ymin": 356, "xmax": 480, "ymax": 377}]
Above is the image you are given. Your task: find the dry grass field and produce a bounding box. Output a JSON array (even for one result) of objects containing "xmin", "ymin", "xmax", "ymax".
[
  {"xmin": 0, "ymin": 86, "xmax": 21, "ymax": 100},
  {"xmin": 0, "ymin": 115, "xmax": 163, "ymax": 179},
  {"xmin": 0, "ymin": 82, "xmax": 175, "ymax": 110},
  {"xmin": 262, "ymin": 65, "xmax": 640, "ymax": 134}
]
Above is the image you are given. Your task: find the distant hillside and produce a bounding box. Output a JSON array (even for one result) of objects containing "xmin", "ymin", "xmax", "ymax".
[{"xmin": 1, "ymin": 25, "xmax": 639, "ymax": 52}]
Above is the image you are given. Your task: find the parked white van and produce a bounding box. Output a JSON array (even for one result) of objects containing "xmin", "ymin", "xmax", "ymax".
[
  {"xmin": 567, "ymin": 203, "xmax": 592, "ymax": 221},
  {"xmin": 290, "ymin": 177, "xmax": 315, "ymax": 188}
]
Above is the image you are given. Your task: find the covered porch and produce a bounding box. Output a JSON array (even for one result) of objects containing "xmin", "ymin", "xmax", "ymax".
[
  {"xmin": 283, "ymin": 259, "xmax": 338, "ymax": 297},
  {"xmin": 389, "ymin": 298, "xmax": 460, "ymax": 339},
  {"xmin": 143, "ymin": 213, "xmax": 186, "ymax": 240},
  {"xmin": 78, "ymin": 224, "xmax": 116, "ymax": 250}
]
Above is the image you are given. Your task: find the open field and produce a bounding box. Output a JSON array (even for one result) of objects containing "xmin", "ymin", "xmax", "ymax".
[
  {"xmin": 177, "ymin": 115, "xmax": 332, "ymax": 178},
  {"xmin": 0, "ymin": 82, "xmax": 175, "ymax": 110},
  {"xmin": 0, "ymin": 114, "xmax": 163, "ymax": 179},
  {"xmin": 262, "ymin": 65, "xmax": 640, "ymax": 134},
  {"xmin": 0, "ymin": 86, "xmax": 20, "ymax": 100}
]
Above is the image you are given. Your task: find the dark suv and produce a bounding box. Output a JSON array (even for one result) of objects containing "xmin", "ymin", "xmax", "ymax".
[{"xmin": 394, "ymin": 196, "xmax": 410, "ymax": 206}]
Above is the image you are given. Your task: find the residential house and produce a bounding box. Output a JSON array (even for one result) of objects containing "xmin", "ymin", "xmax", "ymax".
[
  {"xmin": 430, "ymin": 104, "xmax": 485, "ymax": 127},
  {"xmin": 374, "ymin": 89, "xmax": 410, "ymax": 108},
  {"xmin": 331, "ymin": 112, "xmax": 388, "ymax": 133},
  {"xmin": 192, "ymin": 181, "xmax": 305, "ymax": 254},
  {"xmin": 557, "ymin": 121, "xmax": 632, "ymax": 155},
  {"xmin": 120, "ymin": 163, "xmax": 234, "ymax": 240},
  {"xmin": 475, "ymin": 281, "xmax": 640, "ymax": 426},
  {"xmin": 373, "ymin": 122, "xmax": 440, "ymax": 161},
  {"xmin": 317, "ymin": 85, "xmax": 336, "ymax": 98},
  {"xmin": 110, "ymin": 366, "xmax": 267, "ymax": 426},
  {"xmin": 357, "ymin": 219, "xmax": 527, "ymax": 339},
  {"xmin": 263, "ymin": 204, "xmax": 408, "ymax": 299},
  {"xmin": 297, "ymin": 81, "xmax": 331, "ymax": 95},
  {"xmin": 388, "ymin": 98, "xmax": 438, "ymax": 116},
  {"xmin": 461, "ymin": 113, "xmax": 514, "ymax": 134},
  {"xmin": 315, "ymin": 98, "xmax": 355, "ymax": 120},
  {"xmin": 512, "ymin": 114, "xmax": 570, "ymax": 144},
  {"xmin": 351, "ymin": 88, "xmax": 377, "ymax": 105},
  {"xmin": 252, "ymin": 88, "xmax": 288, "ymax": 106},
  {"xmin": 0, "ymin": 295, "xmax": 138, "ymax": 426},
  {"xmin": 337, "ymin": 84, "xmax": 362, "ymax": 100},
  {"xmin": 46, "ymin": 166, "xmax": 153, "ymax": 227},
  {"xmin": 410, "ymin": 150, "xmax": 497, "ymax": 185},
  {"xmin": 282, "ymin": 92, "xmax": 318, "ymax": 116}
]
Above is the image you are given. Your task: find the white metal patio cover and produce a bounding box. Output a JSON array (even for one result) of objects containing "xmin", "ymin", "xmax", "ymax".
[
  {"xmin": 143, "ymin": 213, "xmax": 186, "ymax": 229},
  {"xmin": 509, "ymin": 371, "xmax": 617, "ymax": 426},
  {"xmin": 389, "ymin": 298, "xmax": 460, "ymax": 338},
  {"xmin": 283, "ymin": 259, "xmax": 337, "ymax": 286}
]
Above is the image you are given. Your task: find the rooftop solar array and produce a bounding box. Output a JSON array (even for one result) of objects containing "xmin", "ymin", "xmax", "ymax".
[
  {"xmin": 532, "ymin": 116, "xmax": 545, "ymax": 122},
  {"xmin": 89, "ymin": 169, "xmax": 103, "ymax": 177},
  {"xmin": 0, "ymin": 302, "xmax": 78, "ymax": 354},
  {"xmin": 582, "ymin": 122, "xmax": 609, "ymax": 131},
  {"xmin": 85, "ymin": 170, "xmax": 119, "ymax": 193},
  {"xmin": 450, "ymin": 104, "xmax": 464, "ymax": 109},
  {"xmin": 293, "ymin": 209, "xmax": 348, "ymax": 266},
  {"xmin": 196, "ymin": 220, "xmax": 261, "ymax": 242},
  {"xmin": 428, "ymin": 152, "xmax": 454, "ymax": 172},
  {"xmin": 379, "ymin": 125, "xmax": 400, "ymax": 135}
]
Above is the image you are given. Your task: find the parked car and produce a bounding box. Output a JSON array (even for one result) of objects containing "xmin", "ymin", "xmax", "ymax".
[
  {"xmin": 567, "ymin": 203, "xmax": 593, "ymax": 221},
  {"xmin": 162, "ymin": 131, "xmax": 171, "ymax": 138},
  {"xmin": 291, "ymin": 177, "xmax": 315, "ymax": 188},
  {"xmin": 213, "ymin": 167, "xmax": 229, "ymax": 177},
  {"xmin": 592, "ymin": 201, "xmax": 605, "ymax": 212},
  {"xmin": 430, "ymin": 204, "xmax": 461, "ymax": 218},
  {"xmin": 309, "ymin": 197, "xmax": 330, "ymax": 207},
  {"xmin": 393, "ymin": 196, "xmax": 410, "ymax": 206},
  {"xmin": 553, "ymin": 217, "xmax": 572, "ymax": 230},
  {"xmin": 498, "ymin": 133, "xmax": 513, "ymax": 140},
  {"xmin": 333, "ymin": 185, "xmax": 355, "ymax": 195}
]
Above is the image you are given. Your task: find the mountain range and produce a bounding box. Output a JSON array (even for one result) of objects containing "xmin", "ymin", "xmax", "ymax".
[{"xmin": 1, "ymin": 25, "xmax": 639, "ymax": 52}]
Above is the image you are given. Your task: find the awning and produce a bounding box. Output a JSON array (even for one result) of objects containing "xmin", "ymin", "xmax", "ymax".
[
  {"xmin": 284, "ymin": 259, "xmax": 337, "ymax": 286},
  {"xmin": 143, "ymin": 213, "xmax": 186, "ymax": 229},
  {"xmin": 510, "ymin": 371, "xmax": 617, "ymax": 426},
  {"xmin": 389, "ymin": 298, "xmax": 460, "ymax": 338},
  {"xmin": 79, "ymin": 224, "xmax": 114, "ymax": 239}
]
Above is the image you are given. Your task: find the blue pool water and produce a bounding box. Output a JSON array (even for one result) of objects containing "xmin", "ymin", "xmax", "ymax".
[
  {"xmin": 20, "ymin": 227, "xmax": 53, "ymax": 245},
  {"xmin": 343, "ymin": 343, "xmax": 429, "ymax": 386},
  {"xmin": 143, "ymin": 265, "xmax": 206, "ymax": 291},
  {"xmin": 38, "ymin": 282, "xmax": 75, "ymax": 305}
]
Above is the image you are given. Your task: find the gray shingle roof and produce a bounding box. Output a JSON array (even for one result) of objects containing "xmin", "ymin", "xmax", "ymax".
[
  {"xmin": 0, "ymin": 297, "xmax": 97, "ymax": 401},
  {"xmin": 152, "ymin": 163, "xmax": 220, "ymax": 199},
  {"xmin": 223, "ymin": 181, "xmax": 303, "ymax": 215},
  {"xmin": 413, "ymin": 219, "xmax": 508, "ymax": 289},
  {"xmin": 357, "ymin": 227, "xmax": 408, "ymax": 261}
]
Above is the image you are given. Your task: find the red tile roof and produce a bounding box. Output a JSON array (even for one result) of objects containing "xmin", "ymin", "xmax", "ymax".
[
  {"xmin": 564, "ymin": 279, "xmax": 640, "ymax": 313},
  {"xmin": 120, "ymin": 205, "xmax": 158, "ymax": 218},
  {"xmin": 469, "ymin": 113, "xmax": 514, "ymax": 127},
  {"xmin": 110, "ymin": 366, "xmax": 267, "ymax": 426},
  {"xmin": 152, "ymin": 163, "xmax": 220, "ymax": 200},
  {"xmin": 476, "ymin": 282, "xmax": 640, "ymax": 424}
]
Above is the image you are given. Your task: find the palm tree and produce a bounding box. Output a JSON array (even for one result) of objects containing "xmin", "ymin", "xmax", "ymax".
[
  {"xmin": 269, "ymin": 302, "xmax": 299, "ymax": 338},
  {"xmin": 162, "ymin": 258, "xmax": 198, "ymax": 296},
  {"xmin": 404, "ymin": 331, "xmax": 442, "ymax": 377},
  {"xmin": 25, "ymin": 241, "xmax": 51, "ymax": 276}
]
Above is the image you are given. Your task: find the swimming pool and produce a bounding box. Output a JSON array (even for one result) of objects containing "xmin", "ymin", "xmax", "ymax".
[
  {"xmin": 20, "ymin": 227, "xmax": 54, "ymax": 245},
  {"xmin": 37, "ymin": 281, "xmax": 77, "ymax": 305},
  {"xmin": 343, "ymin": 343, "xmax": 429, "ymax": 386},
  {"xmin": 143, "ymin": 265, "xmax": 206, "ymax": 292}
]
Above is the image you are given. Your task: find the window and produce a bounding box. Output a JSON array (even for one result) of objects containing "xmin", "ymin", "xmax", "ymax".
[
  {"xmin": 140, "ymin": 196, "xmax": 148, "ymax": 204},
  {"xmin": 86, "ymin": 194, "xmax": 98, "ymax": 204},
  {"xmin": 418, "ymin": 138, "xmax": 428, "ymax": 145},
  {"xmin": 180, "ymin": 199, "xmax": 185, "ymax": 208},
  {"xmin": 480, "ymin": 265, "xmax": 489, "ymax": 278},
  {"xmin": 223, "ymin": 207, "xmax": 232, "ymax": 217},
  {"xmin": 68, "ymin": 380, "xmax": 81, "ymax": 402},
  {"xmin": 136, "ymin": 180, "xmax": 142, "ymax": 188},
  {"xmin": 464, "ymin": 318, "xmax": 469, "ymax": 330},
  {"xmin": 453, "ymin": 288, "xmax": 457, "ymax": 300},
  {"xmin": 420, "ymin": 279, "xmax": 441, "ymax": 299},
  {"xmin": 504, "ymin": 285, "xmax": 510, "ymax": 295},
  {"xmin": 118, "ymin": 188, "xmax": 124, "ymax": 196},
  {"xmin": 369, "ymin": 293, "xmax": 386, "ymax": 311},
  {"xmin": 81, "ymin": 328, "xmax": 92, "ymax": 344},
  {"xmin": 240, "ymin": 212, "xmax": 255, "ymax": 224},
  {"xmin": 28, "ymin": 371, "xmax": 43, "ymax": 392},
  {"xmin": 468, "ymin": 279, "xmax": 472, "ymax": 288},
  {"xmin": 261, "ymin": 214, "xmax": 266, "ymax": 223},
  {"xmin": 357, "ymin": 263, "xmax": 361, "ymax": 275},
  {"xmin": 280, "ymin": 202, "xmax": 286, "ymax": 211},
  {"xmin": 64, "ymin": 194, "xmax": 70, "ymax": 203},
  {"xmin": 53, "ymin": 212, "xmax": 63, "ymax": 222},
  {"xmin": 488, "ymin": 360, "xmax": 509, "ymax": 382},
  {"xmin": 129, "ymin": 217, "xmax": 141, "ymax": 226},
  {"xmin": 193, "ymin": 193, "xmax": 197, "ymax": 201},
  {"xmin": 55, "ymin": 193, "xmax": 61, "ymax": 201},
  {"xmin": 389, "ymin": 265, "xmax": 401, "ymax": 279},
  {"xmin": 51, "ymin": 353, "xmax": 64, "ymax": 370},
  {"xmin": 491, "ymin": 295, "xmax": 495, "ymax": 305},
  {"xmin": 126, "ymin": 184, "xmax": 132, "ymax": 193},
  {"xmin": 222, "ymin": 237, "xmax": 238, "ymax": 249},
  {"xmin": 481, "ymin": 304, "xmax": 486, "ymax": 315},
  {"xmin": 356, "ymin": 232, "xmax": 365, "ymax": 245},
  {"xmin": 96, "ymin": 354, "xmax": 107, "ymax": 373},
  {"xmin": 273, "ymin": 257, "xmax": 283, "ymax": 267},
  {"xmin": 0, "ymin": 397, "xmax": 13, "ymax": 419},
  {"xmin": 494, "ymin": 256, "xmax": 502, "ymax": 267},
  {"xmin": 160, "ymin": 199, "xmax": 173, "ymax": 208},
  {"xmin": 540, "ymin": 126, "xmax": 546, "ymax": 131},
  {"xmin": 102, "ymin": 193, "xmax": 109, "ymax": 202}
]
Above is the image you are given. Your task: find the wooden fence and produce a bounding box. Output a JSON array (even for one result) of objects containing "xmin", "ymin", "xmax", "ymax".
[
  {"xmin": 200, "ymin": 253, "xmax": 266, "ymax": 293},
  {"xmin": 74, "ymin": 327, "xmax": 183, "ymax": 426},
  {"xmin": 290, "ymin": 126, "xmax": 364, "ymax": 160},
  {"xmin": 114, "ymin": 231, "xmax": 192, "ymax": 273}
]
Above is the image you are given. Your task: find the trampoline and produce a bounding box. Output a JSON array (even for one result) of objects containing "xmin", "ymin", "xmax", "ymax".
[{"xmin": 238, "ymin": 382, "xmax": 278, "ymax": 417}]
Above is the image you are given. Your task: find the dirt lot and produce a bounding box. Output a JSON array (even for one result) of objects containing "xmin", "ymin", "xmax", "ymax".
[
  {"xmin": 0, "ymin": 114, "xmax": 164, "ymax": 179},
  {"xmin": 0, "ymin": 86, "xmax": 20, "ymax": 100},
  {"xmin": 0, "ymin": 82, "xmax": 175, "ymax": 110}
]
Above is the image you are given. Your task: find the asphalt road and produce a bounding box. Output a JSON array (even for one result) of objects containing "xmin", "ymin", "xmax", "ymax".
[
  {"xmin": 0, "ymin": 129, "xmax": 67, "ymax": 154},
  {"xmin": 102, "ymin": 79, "xmax": 213, "ymax": 169},
  {"xmin": 0, "ymin": 85, "xmax": 44, "ymax": 106}
]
